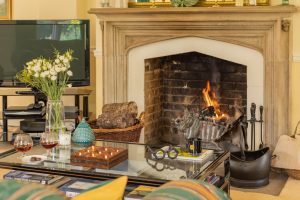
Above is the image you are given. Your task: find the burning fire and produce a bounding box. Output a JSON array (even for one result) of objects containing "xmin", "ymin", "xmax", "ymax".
[{"xmin": 202, "ymin": 81, "xmax": 227, "ymax": 119}]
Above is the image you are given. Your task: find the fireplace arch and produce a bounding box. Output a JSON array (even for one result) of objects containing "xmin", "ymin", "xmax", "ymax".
[{"xmin": 90, "ymin": 6, "xmax": 296, "ymax": 147}]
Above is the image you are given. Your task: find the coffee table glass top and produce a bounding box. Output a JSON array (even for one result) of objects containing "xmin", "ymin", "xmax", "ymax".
[{"xmin": 0, "ymin": 141, "xmax": 225, "ymax": 184}]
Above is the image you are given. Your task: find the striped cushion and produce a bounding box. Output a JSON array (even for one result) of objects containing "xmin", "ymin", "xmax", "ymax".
[
  {"xmin": 0, "ymin": 180, "xmax": 66, "ymax": 200},
  {"xmin": 143, "ymin": 180, "xmax": 230, "ymax": 200}
]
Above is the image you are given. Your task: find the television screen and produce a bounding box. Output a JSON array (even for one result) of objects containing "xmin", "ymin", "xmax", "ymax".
[{"xmin": 0, "ymin": 20, "xmax": 90, "ymax": 87}]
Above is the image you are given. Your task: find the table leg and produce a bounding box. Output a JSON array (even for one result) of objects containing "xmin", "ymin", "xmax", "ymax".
[
  {"xmin": 83, "ymin": 96, "xmax": 89, "ymax": 120},
  {"xmin": 2, "ymin": 96, "xmax": 8, "ymax": 141}
]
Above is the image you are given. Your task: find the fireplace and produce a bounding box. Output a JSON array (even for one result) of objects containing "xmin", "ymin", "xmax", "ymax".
[
  {"xmin": 90, "ymin": 6, "xmax": 296, "ymax": 148},
  {"xmin": 144, "ymin": 51, "xmax": 247, "ymax": 144}
]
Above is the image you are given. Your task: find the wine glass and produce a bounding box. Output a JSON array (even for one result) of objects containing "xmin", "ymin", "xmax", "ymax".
[
  {"xmin": 40, "ymin": 132, "xmax": 59, "ymax": 158},
  {"xmin": 14, "ymin": 133, "xmax": 33, "ymax": 158}
]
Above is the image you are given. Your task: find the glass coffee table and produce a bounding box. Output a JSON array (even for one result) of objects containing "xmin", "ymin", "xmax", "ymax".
[{"xmin": 0, "ymin": 141, "xmax": 230, "ymax": 193}]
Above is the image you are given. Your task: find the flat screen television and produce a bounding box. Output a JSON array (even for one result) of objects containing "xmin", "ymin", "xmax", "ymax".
[{"xmin": 0, "ymin": 20, "xmax": 90, "ymax": 87}]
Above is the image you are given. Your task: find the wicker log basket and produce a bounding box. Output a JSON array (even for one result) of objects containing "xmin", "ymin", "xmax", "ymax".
[
  {"xmin": 285, "ymin": 120, "xmax": 300, "ymax": 180},
  {"xmin": 89, "ymin": 112, "xmax": 144, "ymax": 143}
]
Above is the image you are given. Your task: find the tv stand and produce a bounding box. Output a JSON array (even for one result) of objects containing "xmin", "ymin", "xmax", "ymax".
[{"xmin": 1, "ymin": 88, "xmax": 92, "ymax": 141}]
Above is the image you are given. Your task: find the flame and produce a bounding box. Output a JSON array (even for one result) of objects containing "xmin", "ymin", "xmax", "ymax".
[{"xmin": 202, "ymin": 81, "xmax": 226, "ymax": 119}]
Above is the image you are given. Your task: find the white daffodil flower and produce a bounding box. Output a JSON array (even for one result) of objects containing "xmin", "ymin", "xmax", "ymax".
[
  {"xmin": 50, "ymin": 69, "xmax": 57, "ymax": 75},
  {"xmin": 67, "ymin": 70, "xmax": 73, "ymax": 76},
  {"xmin": 51, "ymin": 76, "xmax": 57, "ymax": 81},
  {"xmin": 33, "ymin": 65, "xmax": 41, "ymax": 72},
  {"xmin": 55, "ymin": 66, "xmax": 61, "ymax": 72}
]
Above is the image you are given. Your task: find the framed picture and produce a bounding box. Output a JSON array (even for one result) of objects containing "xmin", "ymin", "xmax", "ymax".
[
  {"xmin": 0, "ymin": 0, "xmax": 11, "ymax": 20},
  {"xmin": 128, "ymin": 0, "xmax": 269, "ymax": 8}
]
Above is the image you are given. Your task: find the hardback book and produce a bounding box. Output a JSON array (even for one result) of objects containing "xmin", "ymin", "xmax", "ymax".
[
  {"xmin": 125, "ymin": 185, "xmax": 156, "ymax": 200},
  {"xmin": 59, "ymin": 178, "xmax": 105, "ymax": 198},
  {"xmin": 3, "ymin": 170, "xmax": 64, "ymax": 185},
  {"xmin": 205, "ymin": 173, "xmax": 221, "ymax": 185}
]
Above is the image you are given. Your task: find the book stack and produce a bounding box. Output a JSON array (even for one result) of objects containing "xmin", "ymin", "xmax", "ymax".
[
  {"xmin": 205, "ymin": 173, "xmax": 221, "ymax": 185},
  {"xmin": 125, "ymin": 185, "xmax": 156, "ymax": 200},
  {"xmin": 3, "ymin": 170, "xmax": 64, "ymax": 185}
]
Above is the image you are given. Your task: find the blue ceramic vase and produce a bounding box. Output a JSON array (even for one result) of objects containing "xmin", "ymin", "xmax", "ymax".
[{"xmin": 72, "ymin": 118, "xmax": 95, "ymax": 144}]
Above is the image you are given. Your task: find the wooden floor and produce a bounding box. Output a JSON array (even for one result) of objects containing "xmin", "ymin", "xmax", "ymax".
[{"xmin": 231, "ymin": 177, "xmax": 300, "ymax": 200}]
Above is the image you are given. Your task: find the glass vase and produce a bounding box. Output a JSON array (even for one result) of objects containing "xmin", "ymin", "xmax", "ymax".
[{"xmin": 45, "ymin": 100, "xmax": 70, "ymax": 146}]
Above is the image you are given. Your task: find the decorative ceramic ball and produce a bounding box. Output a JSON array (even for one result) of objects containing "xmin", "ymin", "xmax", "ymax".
[{"xmin": 72, "ymin": 118, "xmax": 95, "ymax": 144}]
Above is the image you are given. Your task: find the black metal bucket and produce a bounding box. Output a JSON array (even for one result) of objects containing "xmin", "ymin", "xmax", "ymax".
[{"xmin": 230, "ymin": 147, "xmax": 271, "ymax": 188}]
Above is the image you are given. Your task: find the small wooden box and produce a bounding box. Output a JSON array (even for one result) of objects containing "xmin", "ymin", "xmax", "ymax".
[{"xmin": 71, "ymin": 146, "xmax": 128, "ymax": 169}]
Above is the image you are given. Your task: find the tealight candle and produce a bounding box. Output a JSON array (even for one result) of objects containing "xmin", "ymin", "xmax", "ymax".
[
  {"xmin": 105, "ymin": 155, "xmax": 108, "ymax": 159},
  {"xmin": 92, "ymin": 153, "xmax": 95, "ymax": 157},
  {"xmin": 87, "ymin": 149, "xmax": 90, "ymax": 153},
  {"xmin": 79, "ymin": 152, "xmax": 82, "ymax": 156},
  {"xmin": 99, "ymin": 151, "xmax": 102, "ymax": 154},
  {"xmin": 105, "ymin": 148, "xmax": 108, "ymax": 151}
]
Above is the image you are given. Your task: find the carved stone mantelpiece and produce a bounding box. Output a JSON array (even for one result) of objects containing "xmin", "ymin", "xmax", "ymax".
[{"xmin": 89, "ymin": 6, "xmax": 296, "ymax": 147}]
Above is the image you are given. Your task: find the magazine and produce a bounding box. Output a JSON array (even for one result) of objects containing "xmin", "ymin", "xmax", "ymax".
[
  {"xmin": 3, "ymin": 170, "xmax": 64, "ymax": 185},
  {"xmin": 59, "ymin": 178, "xmax": 105, "ymax": 197},
  {"xmin": 125, "ymin": 185, "xmax": 156, "ymax": 200}
]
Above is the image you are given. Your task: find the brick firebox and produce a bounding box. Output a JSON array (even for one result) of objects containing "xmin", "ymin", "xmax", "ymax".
[{"xmin": 144, "ymin": 52, "xmax": 247, "ymax": 144}]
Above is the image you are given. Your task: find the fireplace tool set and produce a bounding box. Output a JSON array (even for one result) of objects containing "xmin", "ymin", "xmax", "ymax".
[
  {"xmin": 248, "ymin": 103, "xmax": 265, "ymax": 151},
  {"xmin": 175, "ymin": 102, "xmax": 271, "ymax": 188}
]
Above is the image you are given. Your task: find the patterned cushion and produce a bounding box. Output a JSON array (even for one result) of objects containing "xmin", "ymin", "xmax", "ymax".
[
  {"xmin": 0, "ymin": 180, "xmax": 66, "ymax": 200},
  {"xmin": 143, "ymin": 180, "xmax": 230, "ymax": 200}
]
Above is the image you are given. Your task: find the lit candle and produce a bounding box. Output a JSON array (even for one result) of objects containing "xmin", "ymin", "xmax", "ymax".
[
  {"xmin": 79, "ymin": 152, "xmax": 82, "ymax": 156},
  {"xmin": 92, "ymin": 153, "xmax": 95, "ymax": 157},
  {"xmin": 99, "ymin": 151, "xmax": 102, "ymax": 154},
  {"xmin": 105, "ymin": 148, "xmax": 108, "ymax": 151},
  {"xmin": 92, "ymin": 146, "xmax": 95, "ymax": 151},
  {"xmin": 111, "ymin": 152, "xmax": 113, "ymax": 156},
  {"xmin": 105, "ymin": 155, "xmax": 107, "ymax": 159},
  {"xmin": 116, "ymin": 149, "xmax": 119, "ymax": 153},
  {"xmin": 87, "ymin": 149, "xmax": 90, "ymax": 153}
]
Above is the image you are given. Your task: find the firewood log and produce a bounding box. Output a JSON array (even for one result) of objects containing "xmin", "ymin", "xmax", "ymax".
[
  {"xmin": 96, "ymin": 102, "xmax": 139, "ymax": 129},
  {"xmin": 102, "ymin": 102, "xmax": 138, "ymax": 118}
]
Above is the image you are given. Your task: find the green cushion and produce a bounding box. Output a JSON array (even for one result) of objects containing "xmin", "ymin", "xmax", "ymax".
[
  {"xmin": 143, "ymin": 180, "xmax": 230, "ymax": 200},
  {"xmin": 0, "ymin": 180, "xmax": 66, "ymax": 200}
]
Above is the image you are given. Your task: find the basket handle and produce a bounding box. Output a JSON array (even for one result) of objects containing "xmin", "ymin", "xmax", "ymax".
[
  {"xmin": 291, "ymin": 120, "xmax": 300, "ymax": 138},
  {"xmin": 139, "ymin": 112, "xmax": 145, "ymax": 124}
]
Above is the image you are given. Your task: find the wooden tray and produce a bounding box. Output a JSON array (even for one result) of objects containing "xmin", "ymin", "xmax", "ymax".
[{"xmin": 71, "ymin": 146, "xmax": 128, "ymax": 169}]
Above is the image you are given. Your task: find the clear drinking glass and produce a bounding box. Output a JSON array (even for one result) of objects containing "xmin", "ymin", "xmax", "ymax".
[
  {"xmin": 14, "ymin": 133, "xmax": 33, "ymax": 158},
  {"xmin": 40, "ymin": 132, "xmax": 59, "ymax": 158}
]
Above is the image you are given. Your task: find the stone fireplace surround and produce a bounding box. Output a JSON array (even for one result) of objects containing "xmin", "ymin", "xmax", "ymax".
[{"xmin": 89, "ymin": 6, "xmax": 296, "ymax": 148}]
